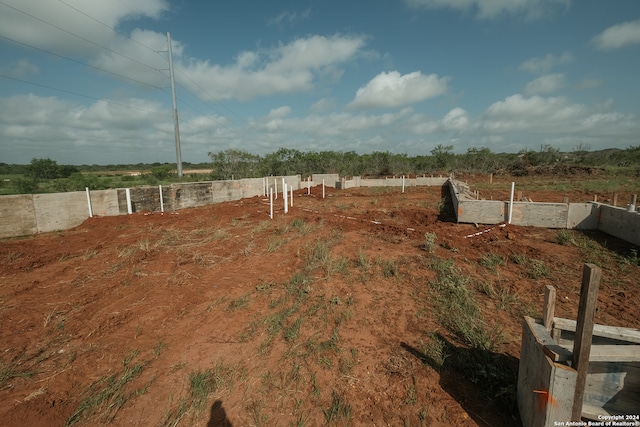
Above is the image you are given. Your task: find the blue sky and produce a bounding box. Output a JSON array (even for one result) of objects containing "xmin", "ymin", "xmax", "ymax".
[{"xmin": 1, "ymin": 0, "xmax": 639, "ymax": 165}]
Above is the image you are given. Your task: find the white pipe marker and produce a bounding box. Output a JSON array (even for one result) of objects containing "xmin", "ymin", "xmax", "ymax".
[
  {"xmin": 159, "ymin": 185, "xmax": 164, "ymax": 213},
  {"xmin": 284, "ymin": 183, "xmax": 288, "ymax": 213},
  {"xmin": 508, "ymin": 182, "xmax": 515, "ymax": 224},
  {"xmin": 86, "ymin": 187, "xmax": 93, "ymax": 217}
]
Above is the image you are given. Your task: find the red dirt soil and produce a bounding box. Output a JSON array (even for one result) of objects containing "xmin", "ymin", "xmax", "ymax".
[{"xmin": 1, "ymin": 185, "xmax": 638, "ymax": 426}]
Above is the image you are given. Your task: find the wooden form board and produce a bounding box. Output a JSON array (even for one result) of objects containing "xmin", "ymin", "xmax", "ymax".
[
  {"xmin": 518, "ymin": 317, "xmax": 577, "ymax": 427},
  {"xmin": 518, "ymin": 317, "xmax": 640, "ymax": 426}
]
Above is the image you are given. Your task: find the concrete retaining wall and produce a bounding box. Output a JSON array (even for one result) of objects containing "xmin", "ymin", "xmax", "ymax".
[
  {"xmin": 0, "ymin": 176, "xmax": 296, "ymax": 238},
  {"xmin": 2, "ymin": 176, "xmax": 638, "ymax": 248},
  {"xmin": 340, "ymin": 176, "xmax": 448, "ymax": 189},
  {"xmin": 449, "ymin": 178, "xmax": 640, "ymax": 246},
  {"xmin": 0, "ymin": 195, "xmax": 37, "ymax": 237},
  {"xmin": 311, "ymin": 174, "xmax": 340, "ymax": 188},
  {"xmin": 597, "ymin": 204, "xmax": 640, "ymax": 247}
]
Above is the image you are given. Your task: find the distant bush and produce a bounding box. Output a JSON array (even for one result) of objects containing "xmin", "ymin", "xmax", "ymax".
[{"xmin": 12, "ymin": 177, "xmax": 39, "ymax": 194}]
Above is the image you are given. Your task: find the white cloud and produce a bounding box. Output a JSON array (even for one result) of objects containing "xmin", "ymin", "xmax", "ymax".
[
  {"xmin": 482, "ymin": 94, "xmax": 584, "ymax": 132},
  {"xmin": 405, "ymin": 0, "xmax": 569, "ymax": 20},
  {"xmin": 0, "ymin": 0, "xmax": 169, "ymax": 55},
  {"xmin": 348, "ymin": 71, "xmax": 449, "ymax": 110},
  {"xmin": 479, "ymin": 94, "xmax": 640, "ymax": 142},
  {"xmin": 577, "ymin": 77, "xmax": 601, "ymax": 90},
  {"xmin": 267, "ymin": 8, "xmax": 312, "ymax": 28},
  {"xmin": 0, "ymin": 58, "xmax": 39, "ymax": 78},
  {"xmin": 592, "ymin": 20, "xmax": 640, "ymax": 50},
  {"xmin": 524, "ymin": 73, "xmax": 565, "ymax": 95},
  {"xmin": 309, "ymin": 98, "xmax": 337, "ymax": 113},
  {"xmin": 519, "ymin": 52, "xmax": 573, "ymax": 73},
  {"xmin": 180, "ymin": 34, "xmax": 367, "ymax": 100},
  {"xmin": 0, "ymin": 94, "xmax": 175, "ymax": 163}
]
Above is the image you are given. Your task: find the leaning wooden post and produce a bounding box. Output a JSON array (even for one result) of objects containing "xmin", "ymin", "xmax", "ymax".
[
  {"xmin": 543, "ymin": 285, "xmax": 556, "ymax": 334},
  {"xmin": 571, "ymin": 263, "xmax": 601, "ymax": 421}
]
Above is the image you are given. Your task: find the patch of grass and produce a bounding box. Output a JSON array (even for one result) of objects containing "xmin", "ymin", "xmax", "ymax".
[
  {"xmin": 424, "ymin": 232, "xmax": 437, "ymax": 252},
  {"xmin": 290, "ymin": 217, "xmax": 315, "ymax": 235},
  {"xmin": 0, "ymin": 361, "xmax": 37, "ymax": 390},
  {"xmin": 188, "ymin": 359, "xmax": 242, "ymax": 414},
  {"xmin": 284, "ymin": 317, "xmax": 303, "ymax": 342},
  {"xmin": 252, "ymin": 220, "xmax": 271, "ymax": 233},
  {"xmin": 66, "ymin": 350, "xmax": 146, "ymax": 426},
  {"xmin": 509, "ymin": 253, "xmax": 529, "ymax": 265},
  {"xmin": 355, "ymin": 250, "xmax": 371, "ymax": 270},
  {"xmin": 226, "ymin": 294, "xmax": 250, "ymax": 311},
  {"xmin": 527, "ymin": 259, "xmax": 549, "ymax": 279},
  {"xmin": 428, "ymin": 258, "xmax": 503, "ymax": 351},
  {"xmin": 418, "ymin": 333, "xmax": 450, "ymax": 371},
  {"xmin": 478, "ymin": 253, "xmax": 504, "ymax": 271},
  {"xmin": 323, "ymin": 391, "xmax": 351, "ymax": 423},
  {"xmin": 267, "ymin": 236, "xmax": 285, "ymax": 253},
  {"xmin": 152, "ymin": 340, "xmax": 166, "ymax": 358},
  {"xmin": 555, "ymin": 229, "xmax": 576, "ymax": 246},
  {"xmin": 405, "ymin": 376, "xmax": 418, "ymax": 405},
  {"xmin": 379, "ymin": 258, "xmax": 399, "ymax": 278}
]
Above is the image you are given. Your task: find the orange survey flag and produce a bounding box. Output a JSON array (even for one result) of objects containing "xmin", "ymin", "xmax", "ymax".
[{"xmin": 533, "ymin": 389, "xmax": 558, "ymax": 412}]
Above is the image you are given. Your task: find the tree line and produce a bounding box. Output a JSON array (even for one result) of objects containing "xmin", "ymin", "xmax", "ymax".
[
  {"xmin": 206, "ymin": 144, "xmax": 640, "ymax": 180},
  {"xmin": 1, "ymin": 144, "xmax": 638, "ymax": 194}
]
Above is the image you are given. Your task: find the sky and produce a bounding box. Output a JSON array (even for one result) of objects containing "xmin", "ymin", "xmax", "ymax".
[{"xmin": 0, "ymin": 0, "xmax": 639, "ymax": 165}]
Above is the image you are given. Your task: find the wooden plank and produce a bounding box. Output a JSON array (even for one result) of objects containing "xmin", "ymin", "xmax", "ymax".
[
  {"xmin": 571, "ymin": 263, "xmax": 601, "ymax": 421},
  {"xmin": 518, "ymin": 317, "xmax": 576, "ymax": 427},
  {"xmin": 543, "ymin": 285, "xmax": 556, "ymax": 334},
  {"xmin": 552, "ymin": 344, "xmax": 640, "ymax": 363},
  {"xmin": 543, "ymin": 344, "xmax": 573, "ymax": 362},
  {"xmin": 553, "ymin": 317, "xmax": 640, "ymax": 344},
  {"xmin": 583, "ymin": 361, "xmax": 640, "ymax": 418}
]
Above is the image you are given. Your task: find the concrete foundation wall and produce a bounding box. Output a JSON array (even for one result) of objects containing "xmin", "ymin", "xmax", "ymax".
[
  {"xmin": 0, "ymin": 176, "xmax": 295, "ymax": 238},
  {"xmin": 0, "ymin": 195, "xmax": 37, "ymax": 237},
  {"xmin": 567, "ymin": 203, "xmax": 599, "ymax": 230},
  {"xmin": 597, "ymin": 204, "xmax": 640, "ymax": 247},
  {"xmin": 449, "ymin": 178, "xmax": 639, "ymax": 246},
  {"xmin": 88, "ymin": 189, "xmax": 120, "ymax": 217},
  {"xmin": 33, "ymin": 192, "xmax": 91, "ymax": 233},
  {"xmin": 2, "ymin": 176, "xmax": 638, "ymax": 248},
  {"xmin": 311, "ymin": 174, "xmax": 339, "ymax": 188},
  {"xmin": 510, "ymin": 202, "xmax": 569, "ymax": 228}
]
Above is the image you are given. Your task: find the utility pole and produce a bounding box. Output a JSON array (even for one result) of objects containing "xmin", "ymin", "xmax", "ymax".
[{"xmin": 167, "ymin": 32, "xmax": 183, "ymax": 177}]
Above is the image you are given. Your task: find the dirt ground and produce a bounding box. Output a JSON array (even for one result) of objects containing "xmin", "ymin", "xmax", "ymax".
[{"xmin": 1, "ymin": 182, "xmax": 639, "ymax": 426}]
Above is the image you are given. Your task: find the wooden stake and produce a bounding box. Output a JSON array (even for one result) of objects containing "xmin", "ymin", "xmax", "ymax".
[
  {"xmin": 543, "ymin": 285, "xmax": 556, "ymax": 334},
  {"xmin": 612, "ymin": 193, "xmax": 618, "ymax": 207},
  {"xmin": 571, "ymin": 263, "xmax": 601, "ymax": 421}
]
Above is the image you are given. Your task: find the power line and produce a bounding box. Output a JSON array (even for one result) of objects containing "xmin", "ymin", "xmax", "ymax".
[
  {"xmin": 0, "ymin": 0, "xmax": 162, "ymax": 74},
  {"xmin": 0, "ymin": 73, "xmax": 172, "ymax": 117},
  {"xmin": 56, "ymin": 0, "xmax": 167, "ymax": 59},
  {"xmin": 174, "ymin": 65, "xmax": 247, "ymax": 126},
  {"xmin": 0, "ymin": 34, "xmax": 164, "ymax": 90}
]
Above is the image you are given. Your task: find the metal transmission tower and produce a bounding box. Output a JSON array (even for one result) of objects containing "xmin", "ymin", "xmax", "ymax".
[{"xmin": 167, "ymin": 32, "xmax": 183, "ymax": 177}]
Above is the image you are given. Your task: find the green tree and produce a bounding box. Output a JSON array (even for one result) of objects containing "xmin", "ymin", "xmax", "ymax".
[
  {"xmin": 209, "ymin": 149, "xmax": 260, "ymax": 180},
  {"xmin": 430, "ymin": 144, "xmax": 454, "ymax": 170},
  {"xmin": 26, "ymin": 158, "xmax": 61, "ymax": 180}
]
